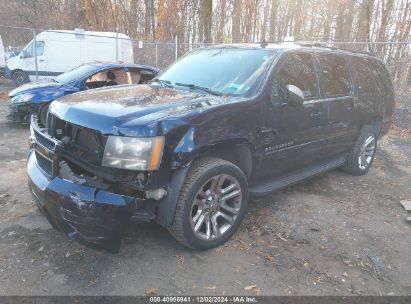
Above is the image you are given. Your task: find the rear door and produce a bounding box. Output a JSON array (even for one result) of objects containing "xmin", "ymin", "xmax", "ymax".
[
  {"xmin": 316, "ymin": 53, "xmax": 356, "ymax": 157},
  {"xmin": 258, "ymin": 52, "xmax": 327, "ymax": 179}
]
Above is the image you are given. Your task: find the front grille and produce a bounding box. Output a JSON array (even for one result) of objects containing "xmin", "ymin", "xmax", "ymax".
[
  {"xmin": 35, "ymin": 150, "xmax": 53, "ymax": 176},
  {"xmin": 34, "ymin": 128, "xmax": 56, "ymax": 151},
  {"xmin": 48, "ymin": 114, "xmax": 106, "ymax": 166}
]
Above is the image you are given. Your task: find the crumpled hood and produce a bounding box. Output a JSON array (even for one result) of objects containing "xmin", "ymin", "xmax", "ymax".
[
  {"xmin": 9, "ymin": 81, "xmax": 64, "ymax": 97},
  {"xmin": 9, "ymin": 81, "xmax": 79, "ymax": 103},
  {"xmin": 50, "ymin": 84, "xmax": 229, "ymax": 136}
]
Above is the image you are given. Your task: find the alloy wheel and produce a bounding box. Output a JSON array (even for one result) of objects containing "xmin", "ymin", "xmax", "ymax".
[
  {"xmin": 358, "ymin": 134, "xmax": 376, "ymax": 170},
  {"xmin": 190, "ymin": 174, "xmax": 242, "ymax": 240}
]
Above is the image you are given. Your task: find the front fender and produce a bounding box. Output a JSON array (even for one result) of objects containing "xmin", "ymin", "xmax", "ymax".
[{"xmin": 156, "ymin": 166, "xmax": 189, "ymax": 227}]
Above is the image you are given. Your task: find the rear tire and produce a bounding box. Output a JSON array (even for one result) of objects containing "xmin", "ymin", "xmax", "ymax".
[
  {"xmin": 341, "ymin": 126, "xmax": 377, "ymax": 176},
  {"xmin": 168, "ymin": 157, "xmax": 249, "ymax": 250},
  {"xmin": 12, "ymin": 70, "xmax": 29, "ymax": 86}
]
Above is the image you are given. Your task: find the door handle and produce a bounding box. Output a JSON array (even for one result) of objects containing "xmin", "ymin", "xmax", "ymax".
[
  {"xmin": 257, "ymin": 127, "xmax": 279, "ymax": 136},
  {"xmin": 310, "ymin": 112, "xmax": 324, "ymax": 117},
  {"xmin": 39, "ymin": 59, "xmax": 45, "ymax": 62}
]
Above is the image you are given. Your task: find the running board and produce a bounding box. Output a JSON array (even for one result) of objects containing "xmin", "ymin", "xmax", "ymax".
[{"xmin": 250, "ymin": 155, "xmax": 347, "ymax": 197}]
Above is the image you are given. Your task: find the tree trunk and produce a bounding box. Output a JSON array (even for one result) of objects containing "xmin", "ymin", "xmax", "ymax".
[
  {"xmin": 269, "ymin": 0, "xmax": 278, "ymax": 41},
  {"xmin": 232, "ymin": 0, "xmax": 242, "ymax": 42}
]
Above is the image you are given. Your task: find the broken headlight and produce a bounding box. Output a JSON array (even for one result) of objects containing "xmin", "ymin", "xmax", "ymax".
[
  {"xmin": 102, "ymin": 136, "xmax": 164, "ymax": 171},
  {"xmin": 11, "ymin": 93, "xmax": 34, "ymax": 104}
]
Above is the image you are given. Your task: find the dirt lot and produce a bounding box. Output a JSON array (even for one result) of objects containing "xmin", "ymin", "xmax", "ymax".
[{"xmin": 0, "ymin": 78, "xmax": 410, "ymax": 296}]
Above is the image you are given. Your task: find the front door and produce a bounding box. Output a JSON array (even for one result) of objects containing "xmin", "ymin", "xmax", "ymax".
[
  {"xmin": 21, "ymin": 41, "xmax": 47, "ymax": 81},
  {"xmin": 257, "ymin": 52, "xmax": 328, "ymax": 179}
]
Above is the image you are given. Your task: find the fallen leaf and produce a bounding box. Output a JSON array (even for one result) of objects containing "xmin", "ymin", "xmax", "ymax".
[
  {"xmin": 244, "ymin": 285, "xmax": 257, "ymax": 291},
  {"xmin": 65, "ymin": 251, "xmax": 70, "ymax": 258},
  {"xmin": 204, "ymin": 286, "xmax": 216, "ymax": 290},
  {"xmin": 145, "ymin": 288, "xmax": 158, "ymax": 296},
  {"xmin": 38, "ymin": 246, "xmax": 44, "ymax": 252},
  {"xmin": 266, "ymin": 255, "xmax": 274, "ymax": 262},
  {"xmin": 276, "ymin": 233, "xmax": 288, "ymax": 242},
  {"xmin": 86, "ymin": 280, "xmax": 96, "ymax": 288}
]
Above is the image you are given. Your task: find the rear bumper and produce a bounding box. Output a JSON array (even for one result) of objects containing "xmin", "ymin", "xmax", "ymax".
[{"xmin": 27, "ymin": 150, "xmax": 145, "ymax": 253}]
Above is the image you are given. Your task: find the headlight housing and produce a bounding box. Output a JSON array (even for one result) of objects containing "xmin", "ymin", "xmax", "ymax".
[
  {"xmin": 102, "ymin": 136, "xmax": 164, "ymax": 171},
  {"xmin": 11, "ymin": 93, "xmax": 34, "ymax": 104}
]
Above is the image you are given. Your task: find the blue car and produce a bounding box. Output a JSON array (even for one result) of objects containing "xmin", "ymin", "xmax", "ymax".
[{"xmin": 7, "ymin": 62, "xmax": 159, "ymax": 125}]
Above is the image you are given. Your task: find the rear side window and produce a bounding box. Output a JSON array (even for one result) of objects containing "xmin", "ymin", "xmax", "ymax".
[
  {"xmin": 318, "ymin": 55, "xmax": 351, "ymax": 97},
  {"xmin": 276, "ymin": 53, "xmax": 318, "ymax": 99}
]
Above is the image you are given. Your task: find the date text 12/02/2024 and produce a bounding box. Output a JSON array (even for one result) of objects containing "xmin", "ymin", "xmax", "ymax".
[{"xmin": 149, "ymin": 296, "xmax": 258, "ymax": 303}]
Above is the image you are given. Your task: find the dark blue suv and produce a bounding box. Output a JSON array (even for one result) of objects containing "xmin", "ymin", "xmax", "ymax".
[
  {"xmin": 27, "ymin": 44, "xmax": 394, "ymax": 252},
  {"xmin": 7, "ymin": 62, "xmax": 159, "ymax": 125}
]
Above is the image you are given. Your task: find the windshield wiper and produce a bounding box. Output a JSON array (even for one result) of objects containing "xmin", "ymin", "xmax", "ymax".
[
  {"xmin": 149, "ymin": 79, "xmax": 174, "ymax": 88},
  {"xmin": 175, "ymin": 82, "xmax": 222, "ymax": 96}
]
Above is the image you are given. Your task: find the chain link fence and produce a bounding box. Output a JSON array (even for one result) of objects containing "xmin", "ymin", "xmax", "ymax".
[{"xmin": 1, "ymin": 25, "xmax": 410, "ymax": 131}]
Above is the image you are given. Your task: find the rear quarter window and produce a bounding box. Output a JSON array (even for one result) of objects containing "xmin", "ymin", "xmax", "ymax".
[
  {"xmin": 318, "ymin": 54, "xmax": 351, "ymax": 97},
  {"xmin": 370, "ymin": 60, "xmax": 393, "ymax": 94},
  {"xmin": 351, "ymin": 57, "xmax": 392, "ymax": 95}
]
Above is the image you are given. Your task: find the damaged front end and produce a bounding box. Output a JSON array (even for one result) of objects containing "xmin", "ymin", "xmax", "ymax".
[
  {"xmin": 27, "ymin": 116, "xmax": 161, "ymax": 253},
  {"xmin": 7, "ymin": 102, "xmax": 39, "ymax": 123}
]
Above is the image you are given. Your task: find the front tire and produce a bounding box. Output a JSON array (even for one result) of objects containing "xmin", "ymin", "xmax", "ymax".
[
  {"xmin": 169, "ymin": 157, "xmax": 249, "ymax": 250},
  {"xmin": 12, "ymin": 70, "xmax": 29, "ymax": 86},
  {"xmin": 38, "ymin": 103, "xmax": 50, "ymax": 127},
  {"xmin": 341, "ymin": 126, "xmax": 377, "ymax": 176}
]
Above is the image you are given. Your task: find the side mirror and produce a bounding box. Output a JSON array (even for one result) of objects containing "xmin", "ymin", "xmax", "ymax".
[{"xmin": 285, "ymin": 84, "xmax": 304, "ymax": 106}]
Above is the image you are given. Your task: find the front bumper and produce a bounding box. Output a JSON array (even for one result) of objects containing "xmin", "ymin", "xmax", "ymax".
[
  {"xmin": 4, "ymin": 65, "xmax": 11, "ymax": 79},
  {"xmin": 27, "ymin": 150, "xmax": 150, "ymax": 252}
]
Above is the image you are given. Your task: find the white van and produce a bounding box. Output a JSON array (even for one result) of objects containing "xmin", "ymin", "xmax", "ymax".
[
  {"xmin": 5, "ymin": 30, "xmax": 134, "ymax": 85},
  {"xmin": 0, "ymin": 35, "xmax": 5, "ymax": 76}
]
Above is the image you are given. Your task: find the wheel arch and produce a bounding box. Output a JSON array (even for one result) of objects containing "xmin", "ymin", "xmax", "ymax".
[
  {"xmin": 157, "ymin": 140, "xmax": 254, "ymax": 228},
  {"xmin": 195, "ymin": 141, "xmax": 253, "ymax": 180},
  {"xmin": 11, "ymin": 69, "xmax": 25, "ymax": 77},
  {"xmin": 364, "ymin": 116, "xmax": 383, "ymax": 138}
]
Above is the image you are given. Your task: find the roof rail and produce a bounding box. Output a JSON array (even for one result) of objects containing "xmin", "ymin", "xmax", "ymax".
[
  {"xmin": 257, "ymin": 40, "xmax": 376, "ymax": 56},
  {"xmin": 294, "ymin": 41, "xmax": 376, "ymax": 56}
]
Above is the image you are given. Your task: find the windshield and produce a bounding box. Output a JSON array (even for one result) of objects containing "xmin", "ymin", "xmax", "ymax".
[
  {"xmin": 55, "ymin": 64, "xmax": 98, "ymax": 84},
  {"xmin": 157, "ymin": 48, "xmax": 278, "ymax": 95}
]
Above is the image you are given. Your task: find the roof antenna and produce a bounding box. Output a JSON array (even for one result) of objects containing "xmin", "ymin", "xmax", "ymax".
[{"xmin": 260, "ymin": 39, "xmax": 268, "ymax": 48}]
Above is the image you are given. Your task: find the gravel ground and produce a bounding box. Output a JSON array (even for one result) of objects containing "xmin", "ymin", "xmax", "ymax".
[{"xmin": 0, "ymin": 78, "xmax": 410, "ymax": 296}]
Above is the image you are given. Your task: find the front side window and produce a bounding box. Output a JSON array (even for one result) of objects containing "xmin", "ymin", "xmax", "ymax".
[
  {"xmin": 158, "ymin": 48, "xmax": 279, "ymax": 95},
  {"xmin": 318, "ymin": 55, "xmax": 351, "ymax": 97},
  {"xmin": 24, "ymin": 41, "xmax": 45, "ymax": 58},
  {"xmin": 55, "ymin": 64, "xmax": 98, "ymax": 84},
  {"xmin": 276, "ymin": 53, "xmax": 318, "ymax": 100}
]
